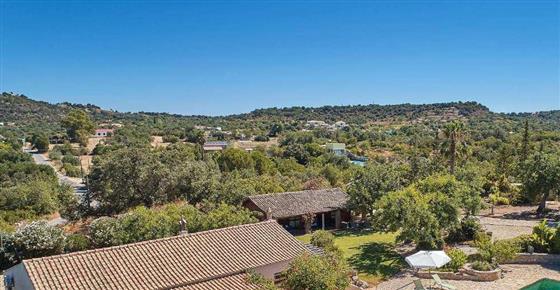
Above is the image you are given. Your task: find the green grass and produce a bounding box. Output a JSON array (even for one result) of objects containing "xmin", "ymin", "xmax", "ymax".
[{"xmin": 297, "ymin": 230, "xmax": 406, "ymax": 285}]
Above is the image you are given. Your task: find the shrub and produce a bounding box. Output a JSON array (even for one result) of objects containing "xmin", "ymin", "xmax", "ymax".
[
  {"xmin": 62, "ymin": 154, "xmax": 80, "ymax": 166},
  {"xmin": 551, "ymin": 228, "xmax": 560, "ymax": 254},
  {"xmin": 447, "ymin": 217, "xmax": 481, "ymax": 243},
  {"xmin": 63, "ymin": 163, "xmax": 81, "ymax": 177},
  {"xmin": 246, "ymin": 271, "xmax": 279, "ymax": 290},
  {"xmin": 489, "ymin": 193, "xmax": 509, "ymax": 205},
  {"xmin": 65, "ymin": 233, "xmax": 91, "ymax": 252},
  {"xmin": 254, "ymin": 135, "xmax": 270, "ymax": 142},
  {"xmin": 471, "ymin": 260, "xmax": 494, "ymax": 271},
  {"xmin": 310, "ymin": 230, "xmax": 335, "ymax": 249},
  {"xmin": 443, "ymin": 248, "xmax": 468, "ymax": 272},
  {"xmin": 530, "ymin": 220, "xmax": 555, "ymax": 253},
  {"xmin": 88, "ymin": 217, "xmax": 124, "ymax": 248},
  {"xmin": 474, "ymin": 232, "xmax": 518, "ymax": 264},
  {"xmin": 284, "ymin": 253, "xmax": 349, "ymax": 290},
  {"xmin": 48, "ymin": 151, "xmax": 62, "ymax": 161},
  {"xmin": 162, "ymin": 135, "xmax": 179, "ymax": 143},
  {"xmin": 12, "ymin": 221, "xmax": 66, "ymax": 259},
  {"xmin": 0, "ymin": 232, "xmax": 17, "ymax": 270},
  {"xmin": 493, "ymin": 240, "xmax": 518, "ymax": 263},
  {"xmin": 508, "ymin": 234, "xmax": 533, "ymax": 252}
]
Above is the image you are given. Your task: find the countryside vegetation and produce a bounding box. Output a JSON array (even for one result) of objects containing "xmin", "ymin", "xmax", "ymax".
[{"xmin": 1, "ymin": 92, "xmax": 559, "ymax": 285}]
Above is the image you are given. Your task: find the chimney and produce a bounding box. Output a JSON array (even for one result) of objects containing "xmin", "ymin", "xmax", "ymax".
[
  {"xmin": 266, "ymin": 207, "xmax": 273, "ymax": 220},
  {"xmin": 179, "ymin": 216, "xmax": 188, "ymax": 235}
]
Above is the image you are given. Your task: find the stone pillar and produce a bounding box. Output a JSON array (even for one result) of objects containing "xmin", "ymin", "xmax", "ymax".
[
  {"xmin": 321, "ymin": 213, "xmax": 325, "ymax": 230},
  {"xmin": 335, "ymin": 210, "xmax": 342, "ymax": 229}
]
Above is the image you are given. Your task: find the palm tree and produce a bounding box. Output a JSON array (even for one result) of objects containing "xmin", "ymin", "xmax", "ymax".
[{"xmin": 441, "ymin": 121, "xmax": 465, "ymax": 175}]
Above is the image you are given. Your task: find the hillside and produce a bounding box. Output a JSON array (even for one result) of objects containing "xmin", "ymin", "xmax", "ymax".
[{"xmin": 1, "ymin": 92, "xmax": 558, "ymax": 134}]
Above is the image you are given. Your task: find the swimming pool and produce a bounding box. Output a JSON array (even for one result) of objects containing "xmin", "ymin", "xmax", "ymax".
[{"xmin": 521, "ymin": 278, "xmax": 560, "ymax": 290}]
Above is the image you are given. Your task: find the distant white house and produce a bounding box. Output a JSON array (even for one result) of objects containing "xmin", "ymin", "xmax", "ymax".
[
  {"xmin": 306, "ymin": 120, "xmax": 348, "ymax": 131},
  {"xmin": 203, "ymin": 141, "xmax": 229, "ymax": 151},
  {"xmin": 94, "ymin": 129, "xmax": 114, "ymax": 137},
  {"xmin": 325, "ymin": 143, "xmax": 346, "ymax": 156},
  {"xmin": 334, "ymin": 121, "xmax": 348, "ymax": 129}
]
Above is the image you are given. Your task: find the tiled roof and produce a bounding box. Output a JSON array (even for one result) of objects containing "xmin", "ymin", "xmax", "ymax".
[
  {"xmin": 203, "ymin": 141, "xmax": 228, "ymax": 146},
  {"xmin": 245, "ymin": 188, "xmax": 348, "ymax": 219},
  {"xmin": 21, "ymin": 220, "xmax": 307, "ymax": 290},
  {"xmin": 173, "ymin": 273, "xmax": 258, "ymax": 290}
]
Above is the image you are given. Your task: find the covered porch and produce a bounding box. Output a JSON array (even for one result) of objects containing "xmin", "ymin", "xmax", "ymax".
[{"xmin": 277, "ymin": 209, "xmax": 351, "ymax": 235}]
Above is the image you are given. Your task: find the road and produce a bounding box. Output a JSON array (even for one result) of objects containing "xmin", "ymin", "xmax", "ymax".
[{"xmin": 25, "ymin": 149, "xmax": 87, "ymax": 225}]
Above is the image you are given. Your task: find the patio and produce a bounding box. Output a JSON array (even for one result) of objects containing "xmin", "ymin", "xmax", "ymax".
[{"xmin": 376, "ymin": 264, "xmax": 560, "ymax": 290}]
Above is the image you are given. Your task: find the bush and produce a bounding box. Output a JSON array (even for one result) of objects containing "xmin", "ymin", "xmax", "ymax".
[
  {"xmin": 284, "ymin": 253, "xmax": 349, "ymax": 290},
  {"xmin": 62, "ymin": 154, "xmax": 80, "ymax": 166},
  {"xmin": 49, "ymin": 151, "xmax": 62, "ymax": 161},
  {"xmin": 508, "ymin": 234, "xmax": 533, "ymax": 253},
  {"xmin": 493, "ymin": 240, "xmax": 518, "ymax": 263},
  {"xmin": 471, "ymin": 260, "xmax": 494, "ymax": 271},
  {"xmin": 447, "ymin": 217, "xmax": 481, "ymax": 243},
  {"xmin": 443, "ymin": 248, "xmax": 468, "ymax": 272},
  {"xmin": 254, "ymin": 135, "xmax": 270, "ymax": 142},
  {"xmin": 474, "ymin": 232, "xmax": 518, "ymax": 264},
  {"xmin": 88, "ymin": 217, "xmax": 124, "ymax": 248},
  {"xmin": 552, "ymin": 229, "xmax": 560, "ymax": 254},
  {"xmin": 0, "ymin": 232, "xmax": 17, "ymax": 270},
  {"xmin": 12, "ymin": 221, "xmax": 66, "ymax": 259},
  {"xmin": 310, "ymin": 230, "xmax": 335, "ymax": 249},
  {"xmin": 162, "ymin": 135, "xmax": 179, "ymax": 143},
  {"xmin": 65, "ymin": 233, "xmax": 91, "ymax": 252},
  {"xmin": 530, "ymin": 220, "xmax": 555, "ymax": 253},
  {"xmin": 63, "ymin": 163, "xmax": 81, "ymax": 177},
  {"xmin": 489, "ymin": 193, "xmax": 509, "ymax": 205}
]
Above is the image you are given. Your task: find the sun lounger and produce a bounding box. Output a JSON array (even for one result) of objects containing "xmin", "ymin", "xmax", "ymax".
[
  {"xmin": 414, "ymin": 279, "xmax": 428, "ymax": 290},
  {"xmin": 432, "ymin": 274, "xmax": 457, "ymax": 290}
]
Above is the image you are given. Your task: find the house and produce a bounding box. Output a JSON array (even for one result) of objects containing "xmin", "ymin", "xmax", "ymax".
[
  {"xmin": 305, "ymin": 120, "xmax": 329, "ymax": 129},
  {"xmin": 326, "ymin": 143, "xmax": 346, "ymax": 156},
  {"xmin": 2, "ymin": 221, "xmax": 311, "ymax": 290},
  {"xmin": 94, "ymin": 128, "xmax": 114, "ymax": 137},
  {"xmin": 334, "ymin": 121, "xmax": 348, "ymax": 129},
  {"xmin": 243, "ymin": 188, "xmax": 351, "ymax": 234},
  {"xmin": 203, "ymin": 141, "xmax": 229, "ymax": 151}
]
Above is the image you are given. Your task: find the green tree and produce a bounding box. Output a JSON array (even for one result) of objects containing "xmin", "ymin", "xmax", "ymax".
[
  {"xmin": 251, "ymin": 151, "xmax": 276, "ymax": 175},
  {"xmin": 217, "ymin": 148, "xmax": 255, "ymax": 172},
  {"xmin": 31, "ymin": 134, "xmax": 49, "ymax": 153},
  {"xmin": 520, "ymin": 152, "xmax": 560, "ymax": 214},
  {"xmin": 202, "ymin": 203, "xmax": 258, "ymax": 230},
  {"xmin": 61, "ymin": 109, "xmax": 95, "ymax": 146},
  {"xmin": 441, "ymin": 121, "xmax": 466, "ymax": 175},
  {"xmin": 520, "ymin": 120, "xmax": 530, "ymax": 161},
  {"xmin": 88, "ymin": 148, "xmax": 169, "ymax": 214},
  {"xmin": 284, "ymin": 253, "xmax": 349, "ymax": 290},
  {"xmin": 374, "ymin": 175, "xmax": 466, "ymax": 249},
  {"xmin": 347, "ymin": 163, "xmax": 406, "ymax": 217}
]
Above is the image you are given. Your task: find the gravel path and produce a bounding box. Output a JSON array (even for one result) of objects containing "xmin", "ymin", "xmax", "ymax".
[
  {"xmin": 376, "ymin": 264, "xmax": 560, "ymax": 290},
  {"xmin": 477, "ymin": 216, "xmax": 537, "ymax": 240}
]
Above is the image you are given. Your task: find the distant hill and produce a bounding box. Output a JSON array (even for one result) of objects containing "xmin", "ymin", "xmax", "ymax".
[{"xmin": 1, "ymin": 92, "xmax": 558, "ymax": 134}]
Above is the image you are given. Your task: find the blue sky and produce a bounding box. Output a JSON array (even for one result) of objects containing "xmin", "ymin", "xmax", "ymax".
[{"xmin": 1, "ymin": 1, "xmax": 558, "ymax": 115}]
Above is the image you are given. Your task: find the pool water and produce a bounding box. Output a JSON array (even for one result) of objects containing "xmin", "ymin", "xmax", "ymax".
[{"xmin": 521, "ymin": 279, "xmax": 560, "ymax": 290}]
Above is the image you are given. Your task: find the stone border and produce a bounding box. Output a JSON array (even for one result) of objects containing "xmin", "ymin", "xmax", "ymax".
[
  {"xmin": 508, "ymin": 253, "xmax": 560, "ymax": 265},
  {"xmin": 415, "ymin": 265, "xmax": 501, "ymax": 282}
]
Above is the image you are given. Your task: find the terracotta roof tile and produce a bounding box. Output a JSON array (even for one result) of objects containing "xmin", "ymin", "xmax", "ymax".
[
  {"xmin": 246, "ymin": 188, "xmax": 348, "ymax": 219},
  {"xmin": 21, "ymin": 221, "xmax": 306, "ymax": 290},
  {"xmin": 173, "ymin": 273, "xmax": 258, "ymax": 290}
]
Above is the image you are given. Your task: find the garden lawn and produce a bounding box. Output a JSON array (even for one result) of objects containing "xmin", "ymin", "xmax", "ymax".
[{"xmin": 297, "ymin": 230, "xmax": 406, "ymax": 285}]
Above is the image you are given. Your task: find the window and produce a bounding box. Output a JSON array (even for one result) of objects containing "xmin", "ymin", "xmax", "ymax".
[{"xmin": 273, "ymin": 272, "xmax": 286, "ymax": 284}]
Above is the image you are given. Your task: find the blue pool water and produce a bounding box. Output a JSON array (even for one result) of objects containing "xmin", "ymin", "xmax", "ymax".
[{"xmin": 521, "ymin": 279, "xmax": 560, "ymax": 290}]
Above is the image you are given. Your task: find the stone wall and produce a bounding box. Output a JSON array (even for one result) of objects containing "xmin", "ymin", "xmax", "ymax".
[
  {"xmin": 415, "ymin": 267, "xmax": 501, "ymax": 282},
  {"xmin": 507, "ymin": 253, "xmax": 560, "ymax": 265}
]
